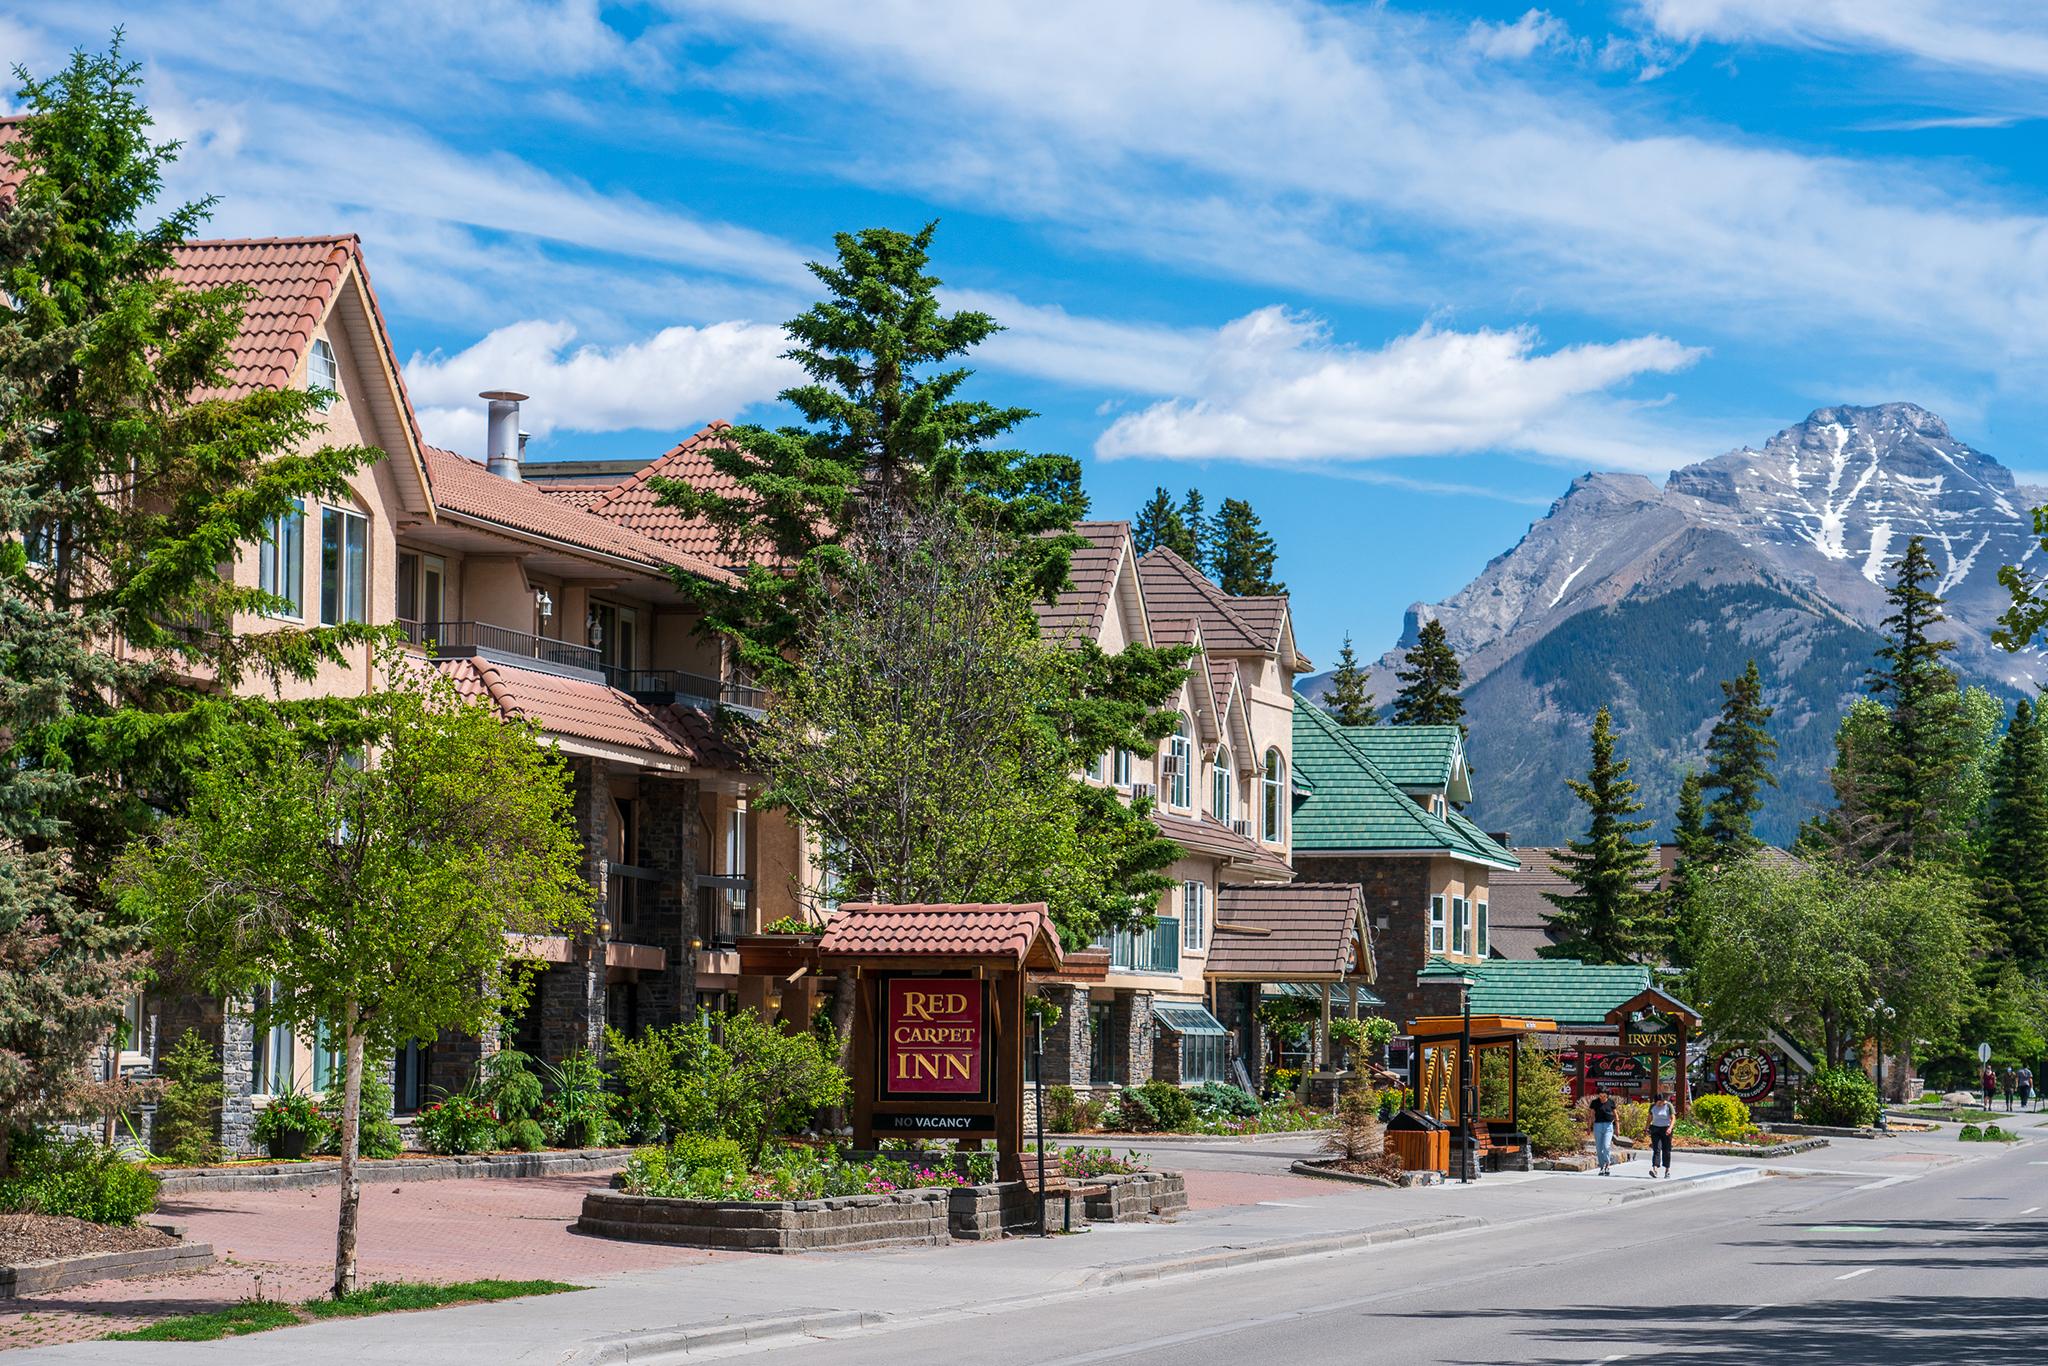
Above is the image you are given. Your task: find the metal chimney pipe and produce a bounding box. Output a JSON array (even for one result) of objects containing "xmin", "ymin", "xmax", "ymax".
[{"xmin": 481, "ymin": 390, "xmax": 529, "ymax": 480}]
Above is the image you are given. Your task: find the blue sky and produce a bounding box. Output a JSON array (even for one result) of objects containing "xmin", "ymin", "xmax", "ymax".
[{"xmin": 8, "ymin": 1, "xmax": 2048, "ymax": 668}]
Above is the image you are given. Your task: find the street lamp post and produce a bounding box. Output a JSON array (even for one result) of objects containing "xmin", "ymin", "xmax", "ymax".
[
  {"xmin": 1454, "ymin": 973, "xmax": 1476, "ymax": 1184},
  {"xmin": 1872, "ymin": 997, "xmax": 1897, "ymax": 1130}
]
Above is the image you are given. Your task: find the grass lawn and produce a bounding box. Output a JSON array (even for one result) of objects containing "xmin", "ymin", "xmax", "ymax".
[{"xmin": 104, "ymin": 1280, "xmax": 581, "ymax": 1342}]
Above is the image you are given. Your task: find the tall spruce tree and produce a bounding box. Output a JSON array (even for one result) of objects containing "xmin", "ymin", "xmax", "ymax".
[
  {"xmin": 1702, "ymin": 659, "xmax": 1778, "ymax": 850},
  {"xmin": 1980, "ymin": 697, "xmax": 2048, "ymax": 968},
  {"xmin": 1541, "ymin": 708, "xmax": 1665, "ymax": 965},
  {"xmin": 1391, "ymin": 618, "xmax": 1467, "ymax": 735},
  {"xmin": 1210, "ymin": 497, "xmax": 1284, "ymax": 597},
  {"xmin": 0, "ymin": 44, "xmax": 378, "ymax": 1169},
  {"xmin": 1179, "ymin": 487, "xmax": 1208, "ymax": 574},
  {"xmin": 1323, "ymin": 633, "xmax": 1376, "ymax": 726},
  {"xmin": 1665, "ymin": 770, "xmax": 1714, "ymax": 971},
  {"xmin": 1133, "ymin": 487, "xmax": 1186, "ymax": 559}
]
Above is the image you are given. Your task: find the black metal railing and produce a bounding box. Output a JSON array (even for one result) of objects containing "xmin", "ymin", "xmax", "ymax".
[
  {"xmin": 398, "ymin": 619, "xmax": 602, "ymax": 672},
  {"xmin": 607, "ymin": 666, "xmax": 767, "ymax": 712},
  {"xmin": 697, "ymin": 875, "xmax": 751, "ymax": 950}
]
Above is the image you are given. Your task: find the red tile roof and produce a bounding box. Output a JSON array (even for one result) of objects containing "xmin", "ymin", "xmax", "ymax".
[
  {"xmin": 1206, "ymin": 883, "xmax": 1367, "ymax": 980},
  {"xmin": 817, "ymin": 903, "xmax": 1063, "ymax": 968},
  {"xmin": 164, "ymin": 237, "xmax": 355, "ymax": 400},
  {"xmin": 536, "ymin": 481, "xmax": 617, "ymax": 509},
  {"xmin": 439, "ymin": 655, "xmax": 694, "ymax": 762},
  {"xmin": 585, "ymin": 422, "xmax": 769, "ymax": 566},
  {"xmin": 1034, "ymin": 521, "xmax": 1131, "ymax": 642},
  {"xmin": 1151, "ymin": 808, "xmax": 1293, "ymax": 879},
  {"xmin": 422, "ymin": 446, "xmax": 736, "ymax": 584}
]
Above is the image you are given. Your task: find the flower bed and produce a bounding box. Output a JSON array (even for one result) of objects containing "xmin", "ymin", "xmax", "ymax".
[{"xmin": 0, "ymin": 1215, "xmax": 212, "ymax": 1297}]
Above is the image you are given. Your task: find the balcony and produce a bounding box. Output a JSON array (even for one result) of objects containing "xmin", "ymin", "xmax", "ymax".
[
  {"xmin": 1106, "ymin": 917, "xmax": 1181, "ymax": 975},
  {"xmin": 609, "ymin": 667, "xmax": 767, "ymax": 715},
  {"xmin": 398, "ymin": 619, "xmax": 603, "ymax": 678},
  {"xmin": 697, "ymin": 875, "xmax": 752, "ymax": 950}
]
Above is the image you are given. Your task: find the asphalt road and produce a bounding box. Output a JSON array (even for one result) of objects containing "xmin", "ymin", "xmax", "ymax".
[{"xmin": 743, "ymin": 1137, "xmax": 2045, "ymax": 1366}]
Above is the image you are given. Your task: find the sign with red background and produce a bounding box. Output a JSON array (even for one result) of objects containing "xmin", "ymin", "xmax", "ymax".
[{"xmin": 881, "ymin": 977, "xmax": 987, "ymax": 1100}]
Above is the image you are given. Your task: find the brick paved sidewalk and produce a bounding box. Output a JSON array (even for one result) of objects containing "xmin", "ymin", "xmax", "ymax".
[{"xmin": 0, "ymin": 1173, "xmax": 719, "ymax": 1353}]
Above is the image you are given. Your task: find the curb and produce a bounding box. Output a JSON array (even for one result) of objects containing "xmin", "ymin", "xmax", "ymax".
[
  {"xmin": 1081, "ymin": 1214, "xmax": 1488, "ymax": 1287},
  {"xmin": 580, "ymin": 1309, "xmax": 888, "ymax": 1363}
]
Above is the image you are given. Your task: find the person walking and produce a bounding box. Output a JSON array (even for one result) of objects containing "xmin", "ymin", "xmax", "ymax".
[
  {"xmin": 2020, "ymin": 1065, "xmax": 2035, "ymax": 1112},
  {"xmin": 1590, "ymin": 1089, "xmax": 1617, "ymax": 1176},
  {"xmin": 1983, "ymin": 1064, "xmax": 1998, "ymax": 1110},
  {"xmin": 2003, "ymin": 1067, "xmax": 2018, "ymax": 1111},
  {"xmin": 1647, "ymin": 1091, "xmax": 1676, "ymax": 1179}
]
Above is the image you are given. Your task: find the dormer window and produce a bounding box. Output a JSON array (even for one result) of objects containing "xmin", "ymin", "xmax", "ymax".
[
  {"xmin": 1167, "ymin": 716, "xmax": 1192, "ymax": 809},
  {"xmin": 307, "ymin": 337, "xmax": 338, "ymax": 409},
  {"xmin": 1212, "ymin": 745, "xmax": 1233, "ymax": 823}
]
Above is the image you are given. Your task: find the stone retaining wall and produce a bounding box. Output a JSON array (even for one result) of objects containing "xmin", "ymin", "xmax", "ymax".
[
  {"xmin": 947, "ymin": 1182, "xmax": 1044, "ymax": 1240},
  {"xmin": 0, "ymin": 1240, "xmax": 214, "ymax": 1296},
  {"xmin": 155, "ymin": 1147, "xmax": 634, "ymax": 1196},
  {"xmin": 576, "ymin": 1188, "xmax": 951, "ymax": 1253},
  {"xmin": 1082, "ymin": 1171, "xmax": 1187, "ymax": 1222}
]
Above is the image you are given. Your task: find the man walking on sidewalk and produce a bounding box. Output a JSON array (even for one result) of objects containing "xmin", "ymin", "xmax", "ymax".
[{"xmin": 1590, "ymin": 1089, "xmax": 1617, "ymax": 1176}]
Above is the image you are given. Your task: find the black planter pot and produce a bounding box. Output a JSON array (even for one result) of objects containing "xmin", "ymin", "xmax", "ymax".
[{"xmin": 267, "ymin": 1129, "xmax": 308, "ymax": 1160}]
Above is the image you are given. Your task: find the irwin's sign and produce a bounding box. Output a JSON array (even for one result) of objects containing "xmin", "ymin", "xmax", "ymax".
[{"xmin": 881, "ymin": 977, "xmax": 989, "ymax": 1101}]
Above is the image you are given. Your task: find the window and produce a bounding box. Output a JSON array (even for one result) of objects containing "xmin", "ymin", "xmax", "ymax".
[
  {"xmin": 1451, "ymin": 897, "xmax": 1469, "ymax": 957},
  {"xmin": 258, "ymin": 500, "xmax": 304, "ymax": 618},
  {"xmin": 1182, "ymin": 879, "xmax": 1208, "ymax": 952},
  {"xmin": 1212, "ymin": 746, "xmax": 1232, "ymax": 823},
  {"xmin": 24, "ymin": 520, "xmax": 56, "ymax": 568},
  {"xmin": 1167, "ymin": 716, "xmax": 1192, "ymax": 809},
  {"xmin": 310, "ymin": 1021, "xmax": 341, "ymax": 1092},
  {"xmin": 591, "ymin": 600, "xmax": 639, "ymax": 673},
  {"xmin": 320, "ymin": 506, "xmax": 368, "ymax": 625},
  {"xmin": 1429, "ymin": 895, "xmax": 1446, "ymax": 954},
  {"xmin": 307, "ymin": 337, "xmax": 338, "ymax": 408},
  {"xmin": 1476, "ymin": 901, "xmax": 1490, "ymax": 958},
  {"xmin": 395, "ymin": 550, "xmax": 445, "ymax": 625},
  {"xmin": 725, "ymin": 806, "xmax": 748, "ymax": 917},
  {"xmin": 393, "ymin": 1041, "xmax": 431, "ymax": 1114},
  {"xmin": 251, "ymin": 983, "xmax": 294, "ymax": 1095},
  {"xmin": 1113, "ymin": 748, "xmax": 1132, "ymax": 787},
  {"xmin": 1087, "ymin": 751, "xmax": 1106, "ymax": 782},
  {"xmin": 1262, "ymin": 749, "xmax": 1285, "ymax": 842}
]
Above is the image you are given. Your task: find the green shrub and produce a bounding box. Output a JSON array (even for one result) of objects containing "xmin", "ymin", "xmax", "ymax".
[
  {"xmin": 250, "ymin": 1088, "xmax": 330, "ymax": 1153},
  {"xmin": 1514, "ymin": 1042, "xmax": 1584, "ymax": 1158},
  {"xmin": 604, "ymin": 1011, "xmax": 845, "ymax": 1158},
  {"xmin": 1189, "ymin": 1081, "xmax": 1259, "ymax": 1119},
  {"xmin": 1044, "ymin": 1084, "xmax": 1086, "ymax": 1134},
  {"xmin": 1799, "ymin": 1065, "xmax": 1880, "ymax": 1128},
  {"xmin": 1615, "ymin": 1100, "xmax": 1650, "ymax": 1141},
  {"xmin": 416, "ymin": 1087, "xmax": 500, "ymax": 1155},
  {"xmin": 498, "ymin": 1118, "xmax": 547, "ymax": 1152},
  {"xmin": 1959, "ymin": 1123, "xmax": 1982, "ymax": 1141},
  {"xmin": 0, "ymin": 1137, "xmax": 159, "ymax": 1224},
  {"xmin": 1103, "ymin": 1087, "xmax": 1155, "ymax": 1131},
  {"xmin": 479, "ymin": 1049, "xmax": 545, "ymax": 1125},
  {"xmin": 314, "ymin": 1072, "xmax": 403, "ymax": 1160},
  {"xmin": 1133, "ymin": 1080, "xmax": 1196, "ymax": 1131},
  {"xmin": 1690, "ymin": 1093, "xmax": 1751, "ymax": 1141},
  {"xmin": 538, "ymin": 1052, "xmax": 615, "ymax": 1148},
  {"xmin": 153, "ymin": 1029, "xmax": 225, "ymax": 1166}
]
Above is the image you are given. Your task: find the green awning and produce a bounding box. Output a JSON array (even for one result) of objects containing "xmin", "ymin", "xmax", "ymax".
[{"xmin": 1152, "ymin": 1003, "xmax": 1229, "ymax": 1037}]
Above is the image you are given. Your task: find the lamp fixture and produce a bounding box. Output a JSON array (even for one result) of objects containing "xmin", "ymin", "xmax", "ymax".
[{"xmin": 534, "ymin": 588, "xmax": 553, "ymax": 622}]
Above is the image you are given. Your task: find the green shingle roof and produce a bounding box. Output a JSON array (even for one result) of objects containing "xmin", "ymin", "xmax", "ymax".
[
  {"xmin": 1290, "ymin": 699, "xmax": 1518, "ymax": 870},
  {"xmin": 1338, "ymin": 724, "xmax": 1460, "ymax": 790},
  {"xmin": 1418, "ymin": 957, "xmax": 1652, "ymax": 1025}
]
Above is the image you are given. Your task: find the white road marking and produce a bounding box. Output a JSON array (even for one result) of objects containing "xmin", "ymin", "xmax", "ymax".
[
  {"xmin": 1836, "ymin": 1266, "xmax": 1877, "ymax": 1281},
  {"xmin": 2022, "ymin": 1206, "xmax": 2042, "ymax": 1215},
  {"xmin": 1256, "ymin": 1202, "xmax": 1308, "ymax": 1208},
  {"xmin": 1720, "ymin": 1304, "xmax": 1772, "ymax": 1321},
  {"xmin": 1592, "ymin": 1356, "xmax": 1630, "ymax": 1364}
]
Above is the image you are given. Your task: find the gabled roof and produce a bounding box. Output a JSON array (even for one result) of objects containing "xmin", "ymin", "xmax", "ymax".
[
  {"xmin": 1137, "ymin": 547, "xmax": 1274, "ymax": 654},
  {"xmin": 1290, "ymin": 699, "xmax": 1519, "ymax": 870},
  {"xmin": 1035, "ymin": 521, "xmax": 1135, "ymax": 642},
  {"xmin": 1207, "ymin": 883, "xmax": 1367, "ymax": 981},
  {"xmin": 439, "ymin": 655, "xmax": 695, "ymax": 769},
  {"xmin": 423, "ymin": 446, "xmax": 735, "ymax": 584},
  {"xmin": 1150, "ymin": 808, "xmax": 1293, "ymax": 880},
  {"xmin": 818, "ymin": 902, "xmax": 1063, "ymax": 970},
  {"xmin": 1338, "ymin": 724, "xmax": 1466, "ymax": 799},
  {"xmin": 583, "ymin": 421, "xmax": 767, "ymax": 566},
  {"xmin": 1418, "ymin": 956, "xmax": 1652, "ymax": 1026}
]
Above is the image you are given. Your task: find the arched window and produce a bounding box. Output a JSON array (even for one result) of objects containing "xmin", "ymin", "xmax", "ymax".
[
  {"xmin": 1167, "ymin": 716, "xmax": 1192, "ymax": 809},
  {"xmin": 307, "ymin": 337, "xmax": 339, "ymax": 408},
  {"xmin": 1212, "ymin": 746, "xmax": 1233, "ymax": 823},
  {"xmin": 1262, "ymin": 749, "xmax": 1285, "ymax": 842}
]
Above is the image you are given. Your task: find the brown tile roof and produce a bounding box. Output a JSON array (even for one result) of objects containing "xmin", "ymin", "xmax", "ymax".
[
  {"xmin": 164, "ymin": 237, "xmax": 357, "ymax": 400},
  {"xmin": 1034, "ymin": 521, "xmax": 1131, "ymax": 642},
  {"xmin": 422, "ymin": 446, "xmax": 736, "ymax": 584},
  {"xmin": 535, "ymin": 481, "xmax": 618, "ymax": 509},
  {"xmin": 1207, "ymin": 883, "xmax": 1366, "ymax": 979},
  {"xmin": 439, "ymin": 655, "xmax": 695, "ymax": 763},
  {"xmin": 585, "ymin": 421, "xmax": 771, "ymax": 567},
  {"xmin": 1136, "ymin": 547, "xmax": 1276, "ymax": 653},
  {"xmin": 1151, "ymin": 808, "xmax": 1293, "ymax": 879},
  {"xmin": 661, "ymin": 702, "xmax": 752, "ymax": 773},
  {"xmin": 1209, "ymin": 658, "xmax": 1239, "ymax": 734},
  {"xmin": 817, "ymin": 902, "xmax": 1063, "ymax": 968}
]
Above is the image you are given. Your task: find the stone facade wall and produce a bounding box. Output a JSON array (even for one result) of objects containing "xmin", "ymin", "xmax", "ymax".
[
  {"xmin": 1036, "ymin": 986, "xmax": 1091, "ymax": 1090},
  {"xmin": 636, "ymin": 775, "xmax": 699, "ymax": 1032},
  {"xmin": 1082, "ymin": 1171, "xmax": 1189, "ymax": 1222},
  {"xmin": 1107, "ymin": 990, "xmax": 1156, "ymax": 1087},
  {"xmin": 1151, "ymin": 1026, "xmax": 1185, "ymax": 1086},
  {"xmin": 577, "ymin": 1188, "xmax": 951, "ymax": 1253},
  {"xmin": 541, "ymin": 759, "xmax": 611, "ymax": 1062},
  {"xmin": 1292, "ymin": 855, "xmax": 1464, "ymax": 1027}
]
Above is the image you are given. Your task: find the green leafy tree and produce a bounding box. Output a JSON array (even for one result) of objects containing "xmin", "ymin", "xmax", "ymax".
[
  {"xmin": 111, "ymin": 666, "xmax": 594, "ymax": 1297},
  {"xmin": 1665, "ymin": 770, "xmax": 1713, "ymax": 971},
  {"xmin": 1322, "ymin": 633, "xmax": 1376, "ymax": 727},
  {"xmin": 1702, "ymin": 660, "xmax": 1777, "ymax": 849},
  {"xmin": 1514, "ymin": 1041, "xmax": 1584, "ymax": 1157},
  {"xmin": 1541, "ymin": 708, "xmax": 1664, "ymax": 964},
  {"xmin": 1210, "ymin": 497, "xmax": 1283, "ymax": 597},
  {"xmin": 1391, "ymin": 618, "xmax": 1467, "ymax": 735},
  {"xmin": 1979, "ymin": 697, "xmax": 2048, "ymax": 969},
  {"xmin": 0, "ymin": 44, "xmax": 379, "ymax": 1167},
  {"xmin": 1132, "ymin": 487, "xmax": 1186, "ymax": 559}
]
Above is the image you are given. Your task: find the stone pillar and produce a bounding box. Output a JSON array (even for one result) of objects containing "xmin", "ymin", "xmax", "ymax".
[
  {"xmin": 637, "ymin": 774, "xmax": 699, "ymax": 1031},
  {"xmin": 1037, "ymin": 986, "xmax": 1091, "ymax": 1089},
  {"xmin": 1108, "ymin": 990, "xmax": 1155, "ymax": 1087},
  {"xmin": 218, "ymin": 1007, "xmax": 257, "ymax": 1156},
  {"xmin": 542, "ymin": 760, "xmax": 610, "ymax": 1063}
]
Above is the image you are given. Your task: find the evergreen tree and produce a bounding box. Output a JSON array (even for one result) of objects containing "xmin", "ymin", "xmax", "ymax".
[
  {"xmin": 1323, "ymin": 633, "xmax": 1376, "ymax": 727},
  {"xmin": 1178, "ymin": 487, "xmax": 1208, "ymax": 573},
  {"xmin": 1541, "ymin": 708, "xmax": 1664, "ymax": 965},
  {"xmin": 1666, "ymin": 770, "xmax": 1713, "ymax": 970},
  {"xmin": 1133, "ymin": 487, "xmax": 1186, "ymax": 559},
  {"xmin": 1211, "ymin": 497, "xmax": 1285, "ymax": 597},
  {"xmin": 1391, "ymin": 618, "xmax": 1467, "ymax": 735},
  {"xmin": 1980, "ymin": 697, "xmax": 2048, "ymax": 968},
  {"xmin": 1702, "ymin": 659, "xmax": 1778, "ymax": 850},
  {"xmin": 0, "ymin": 44, "xmax": 377, "ymax": 1170}
]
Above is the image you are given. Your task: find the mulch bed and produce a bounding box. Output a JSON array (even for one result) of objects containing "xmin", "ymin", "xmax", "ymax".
[{"xmin": 0, "ymin": 1215, "xmax": 176, "ymax": 1266}]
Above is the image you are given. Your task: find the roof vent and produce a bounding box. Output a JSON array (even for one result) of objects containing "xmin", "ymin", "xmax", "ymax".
[{"xmin": 481, "ymin": 390, "xmax": 528, "ymax": 481}]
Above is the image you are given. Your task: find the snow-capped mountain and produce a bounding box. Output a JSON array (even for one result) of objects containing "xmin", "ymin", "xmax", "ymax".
[{"xmin": 1308, "ymin": 404, "xmax": 2040, "ymax": 844}]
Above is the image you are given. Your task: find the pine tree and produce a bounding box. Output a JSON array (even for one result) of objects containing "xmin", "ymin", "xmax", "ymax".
[
  {"xmin": 1323, "ymin": 634, "xmax": 1376, "ymax": 726},
  {"xmin": 1391, "ymin": 618, "xmax": 1467, "ymax": 735},
  {"xmin": 1211, "ymin": 497, "xmax": 1284, "ymax": 597},
  {"xmin": 1665, "ymin": 770, "xmax": 1713, "ymax": 970},
  {"xmin": 1541, "ymin": 708, "xmax": 1664, "ymax": 965},
  {"xmin": 1702, "ymin": 659, "xmax": 1778, "ymax": 850},
  {"xmin": 1980, "ymin": 697, "xmax": 2048, "ymax": 968},
  {"xmin": 1133, "ymin": 487, "xmax": 1186, "ymax": 559},
  {"xmin": 1178, "ymin": 488, "xmax": 1208, "ymax": 574}
]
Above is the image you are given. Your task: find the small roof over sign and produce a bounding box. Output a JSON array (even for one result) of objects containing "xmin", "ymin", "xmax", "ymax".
[{"xmin": 817, "ymin": 903, "xmax": 1065, "ymax": 971}]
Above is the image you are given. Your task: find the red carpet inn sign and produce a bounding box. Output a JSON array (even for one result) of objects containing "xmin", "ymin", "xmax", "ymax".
[{"xmin": 885, "ymin": 980, "xmax": 989, "ymax": 1099}]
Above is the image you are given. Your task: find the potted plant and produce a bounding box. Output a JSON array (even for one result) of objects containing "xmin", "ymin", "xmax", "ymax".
[{"xmin": 251, "ymin": 1087, "xmax": 327, "ymax": 1159}]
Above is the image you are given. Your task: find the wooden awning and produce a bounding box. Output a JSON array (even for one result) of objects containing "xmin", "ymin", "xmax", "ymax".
[{"xmin": 1603, "ymin": 985, "xmax": 1702, "ymax": 1028}]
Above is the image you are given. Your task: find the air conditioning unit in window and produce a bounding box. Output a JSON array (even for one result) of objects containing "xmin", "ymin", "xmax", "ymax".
[
  {"xmin": 1131, "ymin": 782, "xmax": 1158, "ymax": 802},
  {"xmin": 1230, "ymin": 818, "xmax": 1253, "ymax": 838}
]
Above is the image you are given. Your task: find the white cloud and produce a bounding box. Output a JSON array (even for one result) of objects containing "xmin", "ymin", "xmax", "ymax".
[
  {"xmin": 1467, "ymin": 10, "xmax": 1575, "ymax": 61},
  {"xmin": 1635, "ymin": 0, "xmax": 2048, "ymax": 80},
  {"xmin": 1095, "ymin": 308, "xmax": 1704, "ymax": 469},
  {"xmin": 405, "ymin": 319, "xmax": 798, "ymax": 454}
]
